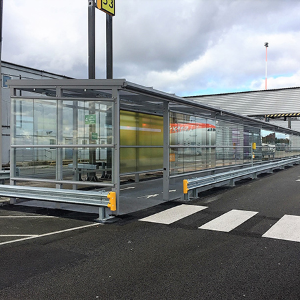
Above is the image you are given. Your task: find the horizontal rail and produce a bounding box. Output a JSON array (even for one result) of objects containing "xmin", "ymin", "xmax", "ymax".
[
  {"xmin": 0, "ymin": 185, "xmax": 116, "ymax": 221},
  {"xmin": 183, "ymin": 156, "xmax": 300, "ymax": 200},
  {"xmin": 11, "ymin": 144, "xmax": 114, "ymax": 148},
  {"xmin": 10, "ymin": 177, "xmax": 114, "ymax": 187}
]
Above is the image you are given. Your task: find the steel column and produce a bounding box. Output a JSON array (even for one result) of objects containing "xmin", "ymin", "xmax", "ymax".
[
  {"xmin": 163, "ymin": 101, "xmax": 170, "ymax": 201},
  {"xmin": 112, "ymin": 88, "xmax": 120, "ymax": 215},
  {"xmin": 56, "ymin": 87, "xmax": 63, "ymax": 189},
  {"xmin": 106, "ymin": 14, "xmax": 113, "ymax": 79},
  {"xmin": 88, "ymin": 0, "xmax": 96, "ymax": 79}
]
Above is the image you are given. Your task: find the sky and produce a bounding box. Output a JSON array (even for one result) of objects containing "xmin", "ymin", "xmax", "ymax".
[{"xmin": 2, "ymin": 0, "xmax": 300, "ymax": 96}]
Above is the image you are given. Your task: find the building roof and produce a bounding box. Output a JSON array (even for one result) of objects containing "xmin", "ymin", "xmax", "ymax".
[
  {"xmin": 185, "ymin": 87, "xmax": 300, "ymax": 117},
  {"xmin": 1, "ymin": 60, "xmax": 73, "ymax": 79}
]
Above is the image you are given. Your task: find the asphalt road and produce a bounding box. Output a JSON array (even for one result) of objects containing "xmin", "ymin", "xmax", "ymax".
[{"xmin": 1, "ymin": 165, "xmax": 300, "ymax": 299}]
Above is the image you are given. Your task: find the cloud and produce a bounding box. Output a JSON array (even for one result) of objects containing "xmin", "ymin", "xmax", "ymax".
[{"xmin": 2, "ymin": 0, "xmax": 300, "ymax": 95}]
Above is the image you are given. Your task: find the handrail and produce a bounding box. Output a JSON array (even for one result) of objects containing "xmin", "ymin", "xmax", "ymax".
[
  {"xmin": 0, "ymin": 185, "xmax": 116, "ymax": 221},
  {"xmin": 183, "ymin": 157, "xmax": 300, "ymax": 200}
]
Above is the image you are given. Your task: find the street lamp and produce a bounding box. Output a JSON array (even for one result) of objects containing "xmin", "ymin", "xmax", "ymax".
[{"xmin": 264, "ymin": 42, "xmax": 269, "ymax": 90}]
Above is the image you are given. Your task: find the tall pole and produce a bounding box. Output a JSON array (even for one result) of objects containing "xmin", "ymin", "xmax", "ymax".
[
  {"xmin": 264, "ymin": 42, "xmax": 268, "ymax": 90},
  {"xmin": 88, "ymin": 0, "xmax": 95, "ymax": 79},
  {"xmin": 106, "ymin": 14, "xmax": 113, "ymax": 79},
  {"xmin": 88, "ymin": 1, "xmax": 96, "ymax": 172},
  {"xmin": 106, "ymin": 14, "xmax": 113, "ymax": 176}
]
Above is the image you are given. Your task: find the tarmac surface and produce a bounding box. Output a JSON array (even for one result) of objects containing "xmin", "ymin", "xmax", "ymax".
[{"xmin": 1, "ymin": 165, "xmax": 300, "ymax": 299}]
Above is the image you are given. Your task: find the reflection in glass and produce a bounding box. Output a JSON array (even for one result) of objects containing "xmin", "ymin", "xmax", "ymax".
[{"xmin": 16, "ymin": 148, "xmax": 56, "ymax": 179}]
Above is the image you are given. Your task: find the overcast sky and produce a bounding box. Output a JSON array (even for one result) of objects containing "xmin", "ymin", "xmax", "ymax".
[{"xmin": 2, "ymin": 0, "xmax": 300, "ymax": 96}]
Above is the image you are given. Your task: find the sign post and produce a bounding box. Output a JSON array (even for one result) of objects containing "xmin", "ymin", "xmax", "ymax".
[
  {"xmin": 96, "ymin": 0, "xmax": 115, "ymax": 79},
  {"xmin": 88, "ymin": 0, "xmax": 95, "ymax": 79},
  {"xmin": 96, "ymin": 0, "xmax": 115, "ymax": 177}
]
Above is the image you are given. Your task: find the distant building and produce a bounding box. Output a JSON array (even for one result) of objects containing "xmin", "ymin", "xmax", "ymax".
[
  {"xmin": 1, "ymin": 61, "xmax": 71, "ymax": 165},
  {"xmin": 186, "ymin": 87, "xmax": 300, "ymax": 131}
]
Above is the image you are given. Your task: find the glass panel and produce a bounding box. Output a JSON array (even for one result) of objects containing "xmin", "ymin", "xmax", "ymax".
[
  {"xmin": 261, "ymin": 130, "xmax": 275, "ymax": 161},
  {"xmin": 15, "ymin": 148, "xmax": 56, "ymax": 179},
  {"xmin": 216, "ymin": 147, "xmax": 225, "ymax": 167},
  {"xmin": 34, "ymin": 100, "xmax": 57, "ymax": 145},
  {"xmin": 120, "ymin": 111, "xmax": 138, "ymax": 146},
  {"xmin": 137, "ymin": 148, "xmax": 152, "ymax": 171},
  {"xmin": 136, "ymin": 148, "xmax": 163, "ymax": 172},
  {"xmin": 290, "ymin": 135, "xmax": 300, "ymax": 155},
  {"xmin": 12, "ymin": 97, "xmax": 115, "ymax": 187},
  {"xmin": 64, "ymin": 100, "xmax": 113, "ymax": 146},
  {"xmin": 120, "ymin": 148, "xmax": 137, "ymax": 173},
  {"xmin": 150, "ymin": 115, "xmax": 163, "ymax": 146},
  {"xmin": 183, "ymin": 148, "xmax": 196, "ymax": 173},
  {"xmin": 13, "ymin": 99, "xmax": 34, "ymax": 145},
  {"xmin": 206, "ymin": 118, "xmax": 216, "ymax": 147},
  {"xmin": 275, "ymin": 132, "xmax": 290, "ymax": 159},
  {"xmin": 170, "ymin": 148, "xmax": 179, "ymax": 175},
  {"xmin": 170, "ymin": 113, "xmax": 186, "ymax": 146},
  {"xmin": 63, "ymin": 147, "xmax": 113, "ymax": 183},
  {"xmin": 206, "ymin": 147, "xmax": 216, "ymax": 169},
  {"xmin": 120, "ymin": 111, "xmax": 163, "ymax": 174},
  {"xmin": 152, "ymin": 148, "xmax": 163, "ymax": 169}
]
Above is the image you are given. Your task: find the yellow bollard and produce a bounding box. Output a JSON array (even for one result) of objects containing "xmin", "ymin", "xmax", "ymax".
[
  {"xmin": 107, "ymin": 192, "xmax": 116, "ymax": 211},
  {"xmin": 183, "ymin": 180, "xmax": 189, "ymax": 194}
]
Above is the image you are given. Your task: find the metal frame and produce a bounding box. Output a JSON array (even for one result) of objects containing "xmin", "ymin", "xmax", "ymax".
[{"xmin": 7, "ymin": 78, "xmax": 300, "ymax": 216}]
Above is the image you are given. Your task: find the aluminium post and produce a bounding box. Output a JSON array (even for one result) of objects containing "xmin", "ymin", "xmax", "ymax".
[{"xmin": 163, "ymin": 101, "xmax": 170, "ymax": 200}]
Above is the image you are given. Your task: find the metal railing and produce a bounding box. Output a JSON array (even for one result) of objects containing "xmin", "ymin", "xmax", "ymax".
[
  {"xmin": 0, "ymin": 185, "xmax": 116, "ymax": 221},
  {"xmin": 0, "ymin": 170, "xmax": 10, "ymax": 183},
  {"xmin": 183, "ymin": 156, "xmax": 300, "ymax": 200}
]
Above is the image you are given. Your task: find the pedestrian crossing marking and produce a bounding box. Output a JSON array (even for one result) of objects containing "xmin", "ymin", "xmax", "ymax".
[
  {"xmin": 262, "ymin": 215, "xmax": 300, "ymax": 242},
  {"xmin": 139, "ymin": 205, "xmax": 300, "ymax": 244},
  {"xmin": 139, "ymin": 204, "xmax": 207, "ymax": 225},
  {"xmin": 199, "ymin": 209, "xmax": 258, "ymax": 232}
]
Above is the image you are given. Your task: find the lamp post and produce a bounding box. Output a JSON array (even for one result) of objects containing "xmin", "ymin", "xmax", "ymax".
[{"xmin": 264, "ymin": 42, "xmax": 268, "ymax": 90}]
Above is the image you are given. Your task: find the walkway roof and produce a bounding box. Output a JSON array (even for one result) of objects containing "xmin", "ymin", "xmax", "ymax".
[{"xmin": 8, "ymin": 78, "xmax": 300, "ymax": 136}]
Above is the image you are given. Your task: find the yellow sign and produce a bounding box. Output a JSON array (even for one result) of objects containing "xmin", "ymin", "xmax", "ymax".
[
  {"xmin": 97, "ymin": 0, "xmax": 115, "ymax": 16},
  {"xmin": 170, "ymin": 153, "xmax": 176, "ymax": 162}
]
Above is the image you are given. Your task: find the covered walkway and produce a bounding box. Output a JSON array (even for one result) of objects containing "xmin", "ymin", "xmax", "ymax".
[{"xmin": 6, "ymin": 79, "xmax": 300, "ymax": 217}]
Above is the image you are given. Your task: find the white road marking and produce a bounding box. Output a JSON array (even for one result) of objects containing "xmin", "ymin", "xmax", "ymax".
[
  {"xmin": 262, "ymin": 215, "xmax": 300, "ymax": 242},
  {"xmin": 120, "ymin": 187, "xmax": 135, "ymax": 191},
  {"xmin": 146, "ymin": 194, "xmax": 159, "ymax": 199},
  {"xmin": 0, "ymin": 216, "xmax": 57, "ymax": 218},
  {"xmin": 139, "ymin": 204, "xmax": 207, "ymax": 225},
  {"xmin": 199, "ymin": 209, "xmax": 258, "ymax": 232},
  {"xmin": 137, "ymin": 193, "xmax": 160, "ymax": 199},
  {"xmin": 0, "ymin": 223, "xmax": 99, "ymax": 246},
  {"xmin": 0, "ymin": 235, "xmax": 38, "ymax": 237}
]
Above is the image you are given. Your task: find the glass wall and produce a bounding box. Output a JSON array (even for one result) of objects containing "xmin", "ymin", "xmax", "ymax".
[
  {"xmin": 12, "ymin": 98, "xmax": 114, "ymax": 186},
  {"xmin": 169, "ymin": 111, "xmax": 300, "ymax": 177},
  {"xmin": 120, "ymin": 111, "xmax": 163, "ymax": 174},
  {"xmin": 11, "ymin": 97, "xmax": 300, "ymax": 184},
  {"xmin": 170, "ymin": 112, "xmax": 216, "ymax": 175}
]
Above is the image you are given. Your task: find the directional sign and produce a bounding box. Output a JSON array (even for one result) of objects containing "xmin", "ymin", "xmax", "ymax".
[
  {"xmin": 97, "ymin": 0, "xmax": 115, "ymax": 16},
  {"xmin": 85, "ymin": 114, "xmax": 96, "ymax": 125},
  {"xmin": 91, "ymin": 132, "xmax": 98, "ymax": 140}
]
